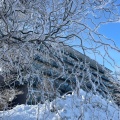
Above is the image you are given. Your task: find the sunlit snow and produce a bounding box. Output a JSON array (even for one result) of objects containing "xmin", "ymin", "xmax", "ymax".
[{"xmin": 0, "ymin": 89, "xmax": 120, "ymax": 120}]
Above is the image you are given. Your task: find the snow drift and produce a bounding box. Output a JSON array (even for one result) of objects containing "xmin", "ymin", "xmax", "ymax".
[{"xmin": 0, "ymin": 89, "xmax": 120, "ymax": 120}]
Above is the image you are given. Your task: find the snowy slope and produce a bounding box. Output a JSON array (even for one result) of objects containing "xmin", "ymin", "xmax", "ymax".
[{"xmin": 0, "ymin": 89, "xmax": 120, "ymax": 120}]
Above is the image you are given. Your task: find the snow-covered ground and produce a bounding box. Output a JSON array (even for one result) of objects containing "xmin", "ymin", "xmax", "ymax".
[{"xmin": 0, "ymin": 89, "xmax": 120, "ymax": 120}]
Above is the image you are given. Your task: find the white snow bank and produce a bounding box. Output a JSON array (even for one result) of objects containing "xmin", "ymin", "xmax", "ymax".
[{"xmin": 0, "ymin": 89, "xmax": 120, "ymax": 120}]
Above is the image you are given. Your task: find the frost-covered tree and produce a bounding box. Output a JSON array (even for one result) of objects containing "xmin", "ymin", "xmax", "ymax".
[{"xmin": 0, "ymin": 0, "xmax": 120, "ymax": 109}]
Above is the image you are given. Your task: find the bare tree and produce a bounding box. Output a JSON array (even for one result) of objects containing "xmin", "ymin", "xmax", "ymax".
[{"xmin": 0, "ymin": 0, "xmax": 120, "ymax": 113}]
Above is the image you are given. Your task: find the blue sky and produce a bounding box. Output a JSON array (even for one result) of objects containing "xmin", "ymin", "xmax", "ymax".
[
  {"xmin": 79, "ymin": 22, "xmax": 120, "ymax": 71},
  {"xmin": 64, "ymin": 1, "xmax": 120, "ymax": 72},
  {"xmin": 91, "ymin": 1, "xmax": 120, "ymax": 71},
  {"xmin": 98, "ymin": 22, "xmax": 120, "ymax": 71},
  {"xmin": 85, "ymin": 4, "xmax": 120, "ymax": 71},
  {"xmin": 99, "ymin": 23, "xmax": 120, "ymax": 47},
  {"xmin": 71, "ymin": 22, "xmax": 120, "ymax": 72}
]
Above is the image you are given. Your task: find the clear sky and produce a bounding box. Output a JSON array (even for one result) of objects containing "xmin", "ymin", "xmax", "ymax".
[
  {"xmin": 91, "ymin": 1, "xmax": 120, "ymax": 71},
  {"xmin": 71, "ymin": 22, "xmax": 120, "ymax": 72},
  {"xmin": 85, "ymin": 3, "xmax": 120, "ymax": 72},
  {"xmin": 98, "ymin": 22, "xmax": 120, "ymax": 71},
  {"xmin": 64, "ymin": 1, "xmax": 120, "ymax": 72},
  {"xmin": 99, "ymin": 23, "xmax": 120, "ymax": 47}
]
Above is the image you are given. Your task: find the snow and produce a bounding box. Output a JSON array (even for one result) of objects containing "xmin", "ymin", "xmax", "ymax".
[
  {"xmin": 0, "ymin": 89, "xmax": 120, "ymax": 120},
  {"xmin": 0, "ymin": 67, "xmax": 2, "ymax": 72}
]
